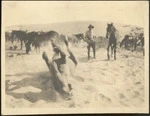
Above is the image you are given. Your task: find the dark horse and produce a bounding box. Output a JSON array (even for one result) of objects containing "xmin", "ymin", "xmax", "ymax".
[
  {"xmin": 5, "ymin": 32, "xmax": 12, "ymax": 42},
  {"xmin": 11, "ymin": 30, "xmax": 41, "ymax": 54},
  {"xmin": 68, "ymin": 33, "xmax": 84, "ymax": 45},
  {"xmin": 25, "ymin": 31, "xmax": 51, "ymax": 54},
  {"xmin": 120, "ymin": 35, "xmax": 138, "ymax": 51},
  {"xmin": 106, "ymin": 23, "xmax": 117, "ymax": 60},
  {"xmin": 120, "ymin": 33, "xmax": 144, "ymax": 56},
  {"xmin": 25, "ymin": 31, "xmax": 39, "ymax": 54},
  {"xmin": 137, "ymin": 33, "xmax": 144, "ymax": 56},
  {"xmin": 73, "ymin": 33, "xmax": 84, "ymax": 44},
  {"xmin": 11, "ymin": 30, "xmax": 28, "ymax": 49}
]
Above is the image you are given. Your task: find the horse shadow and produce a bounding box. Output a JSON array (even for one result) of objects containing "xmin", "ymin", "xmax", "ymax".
[
  {"xmin": 6, "ymin": 50, "xmax": 27, "ymax": 57},
  {"xmin": 5, "ymin": 71, "xmax": 69, "ymax": 103},
  {"xmin": 100, "ymin": 59, "xmax": 112, "ymax": 61},
  {"xmin": 78, "ymin": 56, "xmax": 113, "ymax": 63},
  {"xmin": 77, "ymin": 56, "xmax": 89, "ymax": 63}
]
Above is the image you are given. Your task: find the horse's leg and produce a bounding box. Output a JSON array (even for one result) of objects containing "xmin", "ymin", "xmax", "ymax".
[
  {"xmin": 38, "ymin": 46, "xmax": 40, "ymax": 53},
  {"xmin": 143, "ymin": 45, "xmax": 145, "ymax": 56},
  {"xmin": 36, "ymin": 46, "xmax": 37, "ymax": 53},
  {"xmin": 125, "ymin": 41, "xmax": 127, "ymax": 50},
  {"xmin": 131, "ymin": 41, "xmax": 134, "ymax": 52},
  {"xmin": 20, "ymin": 40, "xmax": 23, "ymax": 50},
  {"xmin": 87, "ymin": 44, "xmax": 90, "ymax": 59},
  {"xmin": 17, "ymin": 38, "xmax": 19, "ymax": 42},
  {"xmin": 92, "ymin": 42, "xmax": 96, "ymax": 58},
  {"xmin": 11, "ymin": 37, "xmax": 14, "ymax": 44},
  {"xmin": 28, "ymin": 42, "xmax": 31, "ymax": 51},
  {"xmin": 114, "ymin": 42, "xmax": 116, "ymax": 60},
  {"xmin": 134, "ymin": 40, "xmax": 137, "ymax": 51},
  {"xmin": 26, "ymin": 43, "xmax": 30, "ymax": 54},
  {"xmin": 111, "ymin": 45, "xmax": 113, "ymax": 57},
  {"xmin": 68, "ymin": 49, "xmax": 78, "ymax": 66},
  {"xmin": 143, "ymin": 47, "xmax": 144, "ymax": 56},
  {"xmin": 29, "ymin": 43, "xmax": 31, "ymax": 51},
  {"xmin": 107, "ymin": 43, "xmax": 110, "ymax": 60},
  {"xmin": 33, "ymin": 45, "xmax": 36, "ymax": 52}
]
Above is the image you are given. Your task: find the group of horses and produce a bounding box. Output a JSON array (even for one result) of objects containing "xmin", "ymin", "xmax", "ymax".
[
  {"xmin": 5, "ymin": 30, "xmax": 84, "ymax": 54},
  {"xmin": 5, "ymin": 23, "xmax": 145, "ymax": 59},
  {"xmin": 106, "ymin": 23, "xmax": 144, "ymax": 59},
  {"xmin": 120, "ymin": 34, "xmax": 144, "ymax": 55},
  {"xmin": 5, "ymin": 24, "xmax": 145, "ymax": 97}
]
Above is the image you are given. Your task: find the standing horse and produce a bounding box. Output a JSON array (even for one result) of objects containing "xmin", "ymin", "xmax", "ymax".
[
  {"xmin": 106, "ymin": 23, "xmax": 118, "ymax": 60},
  {"xmin": 32, "ymin": 40, "xmax": 41, "ymax": 53},
  {"xmin": 31, "ymin": 32, "xmax": 50, "ymax": 53},
  {"xmin": 137, "ymin": 33, "xmax": 144, "ymax": 56},
  {"xmin": 11, "ymin": 30, "xmax": 28, "ymax": 49},
  {"xmin": 25, "ymin": 31, "xmax": 38, "ymax": 54},
  {"xmin": 120, "ymin": 35, "xmax": 130, "ymax": 50},
  {"xmin": 5, "ymin": 32, "xmax": 11, "ymax": 42}
]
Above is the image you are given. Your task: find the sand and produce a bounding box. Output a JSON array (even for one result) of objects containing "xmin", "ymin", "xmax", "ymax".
[{"xmin": 5, "ymin": 41, "xmax": 145, "ymax": 109}]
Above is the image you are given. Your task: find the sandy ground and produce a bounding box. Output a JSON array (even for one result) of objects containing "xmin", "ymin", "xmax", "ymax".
[{"xmin": 5, "ymin": 41, "xmax": 145, "ymax": 108}]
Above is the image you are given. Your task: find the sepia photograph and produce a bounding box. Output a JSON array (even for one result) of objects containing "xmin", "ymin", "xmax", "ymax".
[{"xmin": 1, "ymin": 1, "xmax": 149, "ymax": 115}]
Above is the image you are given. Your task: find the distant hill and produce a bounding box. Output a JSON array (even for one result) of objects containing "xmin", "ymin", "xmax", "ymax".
[{"xmin": 6, "ymin": 21, "xmax": 144, "ymax": 41}]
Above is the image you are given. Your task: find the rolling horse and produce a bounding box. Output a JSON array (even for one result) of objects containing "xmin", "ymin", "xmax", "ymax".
[
  {"xmin": 106, "ymin": 23, "xmax": 118, "ymax": 60},
  {"xmin": 42, "ymin": 30, "xmax": 78, "ymax": 97}
]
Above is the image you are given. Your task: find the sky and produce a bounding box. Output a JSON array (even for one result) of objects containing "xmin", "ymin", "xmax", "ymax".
[{"xmin": 2, "ymin": 1, "xmax": 149, "ymax": 27}]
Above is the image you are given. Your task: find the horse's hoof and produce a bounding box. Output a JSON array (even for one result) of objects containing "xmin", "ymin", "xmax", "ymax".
[
  {"xmin": 68, "ymin": 84, "xmax": 73, "ymax": 91},
  {"xmin": 42, "ymin": 52, "xmax": 48, "ymax": 60}
]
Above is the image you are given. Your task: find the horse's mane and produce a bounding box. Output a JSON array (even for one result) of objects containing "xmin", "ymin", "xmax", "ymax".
[
  {"xmin": 111, "ymin": 25, "xmax": 120, "ymax": 40},
  {"xmin": 111, "ymin": 25, "xmax": 117, "ymax": 33}
]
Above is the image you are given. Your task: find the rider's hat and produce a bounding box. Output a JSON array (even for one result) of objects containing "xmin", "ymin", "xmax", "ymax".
[{"xmin": 88, "ymin": 24, "xmax": 94, "ymax": 29}]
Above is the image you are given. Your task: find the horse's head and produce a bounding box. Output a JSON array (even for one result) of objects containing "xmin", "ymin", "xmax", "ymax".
[
  {"xmin": 106, "ymin": 23, "xmax": 116, "ymax": 39},
  {"xmin": 11, "ymin": 30, "xmax": 17, "ymax": 38},
  {"xmin": 74, "ymin": 33, "xmax": 84, "ymax": 40},
  {"xmin": 80, "ymin": 33, "xmax": 85, "ymax": 40},
  {"xmin": 139, "ymin": 33, "xmax": 144, "ymax": 38}
]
